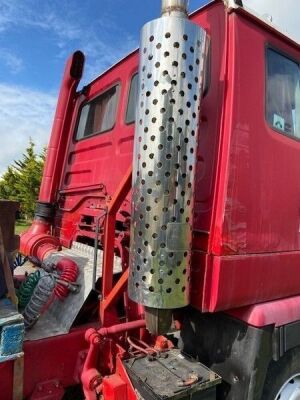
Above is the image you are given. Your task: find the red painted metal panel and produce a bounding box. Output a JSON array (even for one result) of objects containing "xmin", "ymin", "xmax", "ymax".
[
  {"xmin": 23, "ymin": 328, "xmax": 88, "ymax": 398},
  {"xmin": 60, "ymin": 56, "xmax": 137, "ymax": 196},
  {"xmin": 227, "ymin": 295, "xmax": 300, "ymax": 328},
  {"xmin": 192, "ymin": 9, "xmax": 300, "ymax": 312},
  {"xmin": 102, "ymin": 374, "xmax": 127, "ymax": 400},
  {"xmin": 0, "ymin": 327, "xmax": 88, "ymax": 400},
  {"xmin": 0, "ymin": 360, "xmax": 14, "ymax": 400},
  {"xmin": 211, "ymin": 13, "xmax": 300, "ymax": 256},
  {"xmin": 192, "ymin": 3, "xmax": 227, "ymax": 241},
  {"xmin": 196, "ymin": 252, "xmax": 300, "ymax": 312}
]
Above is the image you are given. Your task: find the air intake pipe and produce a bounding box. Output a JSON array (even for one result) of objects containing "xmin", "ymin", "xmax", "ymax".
[
  {"xmin": 20, "ymin": 51, "xmax": 85, "ymax": 260},
  {"xmin": 128, "ymin": 0, "xmax": 208, "ymax": 333},
  {"xmin": 38, "ymin": 50, "xmax": 85, "ymax": 206}
]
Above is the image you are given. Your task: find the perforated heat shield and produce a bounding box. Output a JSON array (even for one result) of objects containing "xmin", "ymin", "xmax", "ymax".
[{"xmin": 128, "ymin": 14, "xmax": 208, "ymax": 309}]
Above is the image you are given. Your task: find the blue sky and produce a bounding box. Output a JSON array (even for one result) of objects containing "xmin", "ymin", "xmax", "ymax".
[
  {"xmin": 0, "ymin": 1, "xmax": 206, "ymax": 92},
  {"xmin": 0, "ymin": 0, "xmax": 298, "ymax": 175}
]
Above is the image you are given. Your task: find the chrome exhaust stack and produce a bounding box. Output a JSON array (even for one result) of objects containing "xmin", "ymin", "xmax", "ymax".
[
  {"xmin": 161, "ymin": 0, "xmax": 189, "ymax": 17},
  {"xmin": 128, "ymin": 0, "xmax": 209, "ymax": 333}
]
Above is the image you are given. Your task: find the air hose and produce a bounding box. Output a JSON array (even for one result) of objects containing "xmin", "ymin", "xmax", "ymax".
[
  {"xmin": 22, "ymin": 258, "xmax": 79, "ymax": 329},
  {"xmin": 17, "ymin": 270, "xmax": 41, "ymax": 308},
  {"xmin": 54, "ymin": 258, "xmax": 78, "ymax": 300},
  {"xmin": 22, "ymin": 271, "xmax": 56, "ymax": 329}
]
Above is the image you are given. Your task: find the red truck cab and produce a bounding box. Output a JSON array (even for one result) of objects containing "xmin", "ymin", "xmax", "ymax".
[{"xmin": 8, "ymin": 1, "xmax": 300, "ymax": 399}]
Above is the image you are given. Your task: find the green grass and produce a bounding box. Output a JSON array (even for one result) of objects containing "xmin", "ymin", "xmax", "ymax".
[{"xmin": 15, "ymin": 220, "xmax": 31, "ymax": 234}]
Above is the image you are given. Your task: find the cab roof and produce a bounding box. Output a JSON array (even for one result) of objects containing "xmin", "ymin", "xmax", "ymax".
[{"xmin": 86, "ymin": 0, "xmax": 299, "ymax": 89}]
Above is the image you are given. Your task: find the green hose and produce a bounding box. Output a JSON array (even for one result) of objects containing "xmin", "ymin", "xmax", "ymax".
[{"xmin": 17, "ymin": 270, "xmax": 41, "ymax": 309}]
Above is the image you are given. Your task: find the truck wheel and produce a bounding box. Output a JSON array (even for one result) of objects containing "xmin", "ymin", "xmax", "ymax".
[{"xmin": 261, "ymin": 348, "xmax": 300, "ymax": 399}]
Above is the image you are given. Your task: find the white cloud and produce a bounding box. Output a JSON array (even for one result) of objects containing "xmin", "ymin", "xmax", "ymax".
[
  {"xmin": 0, "ymin": 1, "xmax": 85, "ymax": 42},
  {"xmin": 0, "ymin": 0, "xmax": 18, "ymax": 32},
  {"xmin": 243, "ymin": 0, "xmax": 300, "ymax": 43},
  {"xmin": 0, "ymin": 83, "xmax": 56, "ymax": 175},
  {"xmin": 0, "ymin": 48, "xmax": 23, "ymax": 74},
  {"xmin": 0, "ymin": 0, "xmax": 138, "ymax": 82}
]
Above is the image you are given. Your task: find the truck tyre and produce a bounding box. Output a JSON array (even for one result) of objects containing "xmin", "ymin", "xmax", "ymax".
[{"xmin": 261, "ymin": 347, "xmax": 300, "ymax": 399}]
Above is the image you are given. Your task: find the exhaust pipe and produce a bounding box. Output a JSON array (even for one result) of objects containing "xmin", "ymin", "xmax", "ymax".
[
  {"xmin": 128, "ymin": 0, "xmax": 208, "ymax": 333},
  {"xmin": 161, "ymin": 0, "xmax": 188, "ymax": 17}
]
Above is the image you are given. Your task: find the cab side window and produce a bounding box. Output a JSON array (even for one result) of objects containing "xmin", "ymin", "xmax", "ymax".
[
  {"xmin": 125, "ymin": 73, "xmax": 138, "ymax": 124},
  {"xmin": 76, "ymin": 85, "xmax": 119, "ymax": 140},
  {"xmin": 266, "ymin": 48, "xmax": 300, "ymax": 138}
]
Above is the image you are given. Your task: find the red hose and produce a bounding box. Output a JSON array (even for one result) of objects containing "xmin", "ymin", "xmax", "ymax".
[{"xmin": 54, "ymin": 258, "xmax": 78, "ymax": 300}]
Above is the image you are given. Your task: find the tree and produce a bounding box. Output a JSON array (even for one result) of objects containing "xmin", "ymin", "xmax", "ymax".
[
  {"xmin": 0, "ymin": 139, "xmax": 45, "ymax": 220},
  {"xmin": 0, "ymin": 166, "xmax": 19, "ymax": 200}
]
